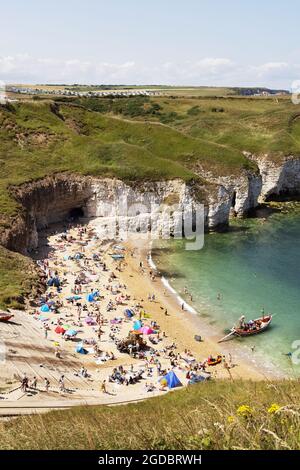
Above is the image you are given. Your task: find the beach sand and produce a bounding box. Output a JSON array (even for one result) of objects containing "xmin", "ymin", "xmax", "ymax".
[{"xmin": 0, "ymin": 219, "xmax": 280, "ymax": 407}]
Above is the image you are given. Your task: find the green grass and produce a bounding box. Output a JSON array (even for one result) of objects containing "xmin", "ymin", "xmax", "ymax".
[
  {"xmin": 0, "ymin": 100, "xmax": 255, "ymax": 219},
  {"xmin": 0, "ymin": 245, "xmax": 40, "ymax": 310},
  {"xmin": 1, "ymin": 380, "xmax": 300, "ymax": 450}
]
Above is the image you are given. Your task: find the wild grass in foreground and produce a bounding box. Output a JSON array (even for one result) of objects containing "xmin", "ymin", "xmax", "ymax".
[{"xmin": 1, "ymin": 380, "xmax": 300, "ymax": 450}]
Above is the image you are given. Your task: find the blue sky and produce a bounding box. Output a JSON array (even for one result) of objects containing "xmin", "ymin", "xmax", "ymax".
[{"xmin": 0, "ymin": 0, "xmax": 299, "ymax": 87}]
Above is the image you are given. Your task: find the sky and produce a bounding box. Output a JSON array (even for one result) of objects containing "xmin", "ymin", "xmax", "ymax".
[{"xmin": 0, "ymin": 0, "xmax": 299, "ymax": 88}]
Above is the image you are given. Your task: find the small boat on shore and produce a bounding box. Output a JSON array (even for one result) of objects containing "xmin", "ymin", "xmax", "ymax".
[
  {"xmin": 218, "ymin": 315, "xmax": 272, "ymax": 343},
  {"xmin": 207, "ymin": 355, "xmax": 223, "ymax": 366},
  {"xmin": 0, "ymin": 311, "xmax": 14, "ymax": 322}
]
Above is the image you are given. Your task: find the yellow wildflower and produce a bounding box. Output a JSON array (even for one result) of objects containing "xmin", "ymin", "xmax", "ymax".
[
  {"xmin": 237, "ymin": 404, "xmax": 253, "ymax": 418},
  {"xmin": 268, "ymin": 403, "xmax": 281, "ymax": 414},
  {"xmin": 227, "ymin": 415, "xmax": 235, "ymax": 424}
]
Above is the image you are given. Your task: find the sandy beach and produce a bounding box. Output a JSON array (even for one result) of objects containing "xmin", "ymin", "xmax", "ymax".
[{"xmin": 0, "ymin": 218, "xmax": 282, "ymax": 409}]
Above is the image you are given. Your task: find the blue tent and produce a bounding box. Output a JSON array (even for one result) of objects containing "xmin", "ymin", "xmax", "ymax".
[
  {"xmin": 133, "ymin": 320, "xmax": 142, "ymax": 330},
  {"xmin": 163, "ymin": 371, "xmax": 182, "ymax": 389},
  {"xmin": 40, "ymin": 304, "xmax": 50, "ymax": 313},
  {"xmin": 86, "ymin": 291, "xmax": 99, "ymax": 302},
  {"xmin": 86, "ymin": 293, "xmax": 95, "ymax": 302},
  {"xmin": 65, "ymin": 329, "xmax": 78, "ymax": 337},
  {"xmin": 124, "ymin": 309, "xmax": 134, "ymax": 318},
  {"xmin": 75, "ymin": 344, "xmax": 88, "ymax": 354}
]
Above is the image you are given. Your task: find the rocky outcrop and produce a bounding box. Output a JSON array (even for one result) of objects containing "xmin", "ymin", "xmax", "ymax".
[
  {"xmin": 249, "ymin": 155, "xmax": 300, "ymax": 201},
  {"xmin": 198, "ymin": 170, "xmax": 262, "ymax": 227}
]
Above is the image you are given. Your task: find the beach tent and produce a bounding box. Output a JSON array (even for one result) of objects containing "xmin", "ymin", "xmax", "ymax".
[
  {"xmin": 65, "ymin": 329, "xmax": 77, "ymax": 337},
  {"xmin": 40, "ymin": 304, "xmax": 50, "ymax": 313},
  {"xmin": 85, "ymin": 317, "xmax": 97, "ymax": 325},
  {"xmin": 86, "ymin": 291, "xmax": 99, "ymax": 302},
  {"xmin": 162, "ymin": 371, "xmax": 182, "ymax": 389},
  {"xmin": 124, "ymin": 309, "xmax": 134, "ymax": 318},
  {"xmin": 55, "ymin": 326, "xmax": 66, "ymax": 334},
  {"xmin": 133, "ymin": 320, "xmax": 142, "ymax": 330},
  {"xmin": 139, "ymin": 326, "xmax": 155, "ymax": 335},
  {"xmin": 76, "ymin": 344, "xmax": 88, "ymax": 354},
  {"xmin": 86, "ymin": 293, "xmax": 95, "ymax": 302}
]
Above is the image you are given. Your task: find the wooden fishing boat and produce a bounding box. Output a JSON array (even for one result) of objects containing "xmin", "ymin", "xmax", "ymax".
[
  {"xmin": 219, "ymin": 315, "xmax": 272, "ymax": 343},
  {"xmin": 0, "ymin": 311, "xmax": 14, "ymax": 322}
]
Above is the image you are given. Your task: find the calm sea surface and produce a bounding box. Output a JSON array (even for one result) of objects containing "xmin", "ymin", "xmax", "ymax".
[{"xmin": 153, "ymin": 205, "xmax": 300, "ymax": 375}]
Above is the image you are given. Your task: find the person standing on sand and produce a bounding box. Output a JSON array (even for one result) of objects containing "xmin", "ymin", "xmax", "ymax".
[
  {"xmin": 101, "ymin": 380, "xmax": 107, "ymax": 394},
  {"xmin": 77, "ymin": 303, "xmax": 82, "ymax": 321},
  {"xmin": 59, "ymin": 375, "xmax": 65, "ymax": 393},
  {"xmin": 44, "ymin": 378, "xmax": 50, "ymax": 392},
  {"xmin": 21, "ymin": 375, "xmax": 28, "ymax": 393},
  {"xmin": 31, "ymin": 377, "xmax": 37, "ymax": 390},
  {"xmin": 98, "ymin": 328, "xmax": 103, "ymax": 342},
  {"xmin": 223, "ymin": 357, "xmax": 233, "ymax": 380}
]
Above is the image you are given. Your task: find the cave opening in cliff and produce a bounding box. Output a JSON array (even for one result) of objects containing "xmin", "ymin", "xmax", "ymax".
[{"xmin": 69, "ymin": 207, "xmax": 84, "ymax": 220}]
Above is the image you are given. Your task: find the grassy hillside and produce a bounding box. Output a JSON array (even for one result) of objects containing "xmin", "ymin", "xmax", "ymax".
[
  {"xmin": 0, "ymin": 100, "xmax": 252, "ymax": 219},
  {"xmin": 70, "ymin": 95, "xmax": 300, "ymax": 157},
  {"xmin": 0, "ymin": 245, "xmax": 40, "ymax": 310},
  {"xmin": 1, "ymin": 380, "xmax": 300, "ymax": 450}
]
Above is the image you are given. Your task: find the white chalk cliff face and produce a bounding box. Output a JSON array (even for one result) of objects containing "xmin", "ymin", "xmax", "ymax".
[
  {"xmin": 198, "ymin": 171, "xmax": 262, "ymax": 228},
  {"xmin": 249, "ymin": 155, "xmax": 300, "ymax": 201},
  {"xmin": 2, "ymin": 154, "xmax": 300, "ymax": 254}
]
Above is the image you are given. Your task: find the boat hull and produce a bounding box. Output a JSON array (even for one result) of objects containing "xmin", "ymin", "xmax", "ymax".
[
  {"xmin": 234, "ymin": 315, "xmax": 272, "ymax": 337},
  {"xmin": 0, "ymin": 314, "xmax": 14, "ymax": 322}
]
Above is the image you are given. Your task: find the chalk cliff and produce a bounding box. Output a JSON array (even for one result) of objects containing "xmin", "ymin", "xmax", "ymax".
[{"xmin": 1, "ymin": 154, "xmax": 299, "ymax": 255}]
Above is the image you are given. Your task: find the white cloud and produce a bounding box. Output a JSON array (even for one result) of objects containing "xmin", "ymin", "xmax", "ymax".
[{"xmin": 0, "ymin": 54, "xmax": 298, "ymax": 88}]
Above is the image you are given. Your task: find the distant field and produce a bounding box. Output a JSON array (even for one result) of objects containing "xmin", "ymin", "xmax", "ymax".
[{"xmin": 8, "ymin": 84, "xmax": 237, "ymax": 97}]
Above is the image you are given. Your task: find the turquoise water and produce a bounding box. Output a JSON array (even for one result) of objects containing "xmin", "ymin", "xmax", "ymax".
[{"xmin": 153, "ymin": 206, "xmax": 300, "ymax": 375}]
